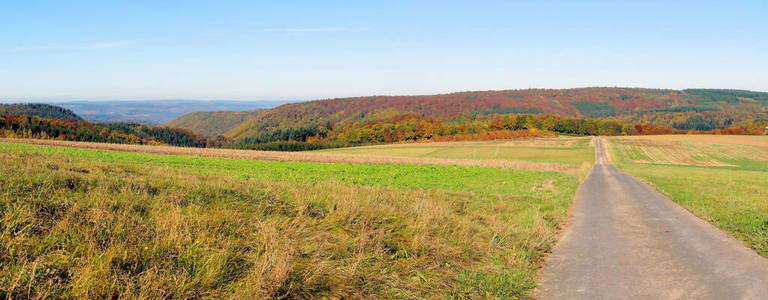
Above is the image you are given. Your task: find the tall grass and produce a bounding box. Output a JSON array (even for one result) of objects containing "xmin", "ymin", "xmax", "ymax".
[{"xmin": 0, "ymin": 148, "xmax": 577, "ymax": 298}]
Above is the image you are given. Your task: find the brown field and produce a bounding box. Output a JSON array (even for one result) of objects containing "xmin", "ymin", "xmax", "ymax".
[
  {"xmin": 346, "ymin": 136, "xmax": 589, "ymax": 149},
  {"xmin": 609, "ymin": 138, "xmax": 729, "ymax": 166},
  {"xmin": 609, "ymin": 135, "xmax": 768, "ymax": 167},
  {"xmin": 615, "ymin": 134, "xmax": 768, "ymax": 146},
  {"xmin": 319, "ymin": 137, "xmax": 595, "ymax": 170},
  {"xmin": 0, "ymin": 138, "xmax": 586, "ymax": 174}
]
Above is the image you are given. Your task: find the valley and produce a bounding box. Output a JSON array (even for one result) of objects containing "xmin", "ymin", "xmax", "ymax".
[
  {"xmin": 6, "ymin": 2, "xmax": 767, "ymax": 298},
  {"xmin": 1, "ymin": 88, "xmax": 767, "ymax": 299}
]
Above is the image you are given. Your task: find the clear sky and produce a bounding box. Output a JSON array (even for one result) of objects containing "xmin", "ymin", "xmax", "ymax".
[{"xmin": 2, "ymin": 0, "xmax": 766, "ymax": 101}]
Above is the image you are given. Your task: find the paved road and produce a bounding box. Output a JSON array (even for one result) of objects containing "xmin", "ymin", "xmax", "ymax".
[{"xmin": 537, "ymin": 137, "xmax": 768, "ymax": 300}]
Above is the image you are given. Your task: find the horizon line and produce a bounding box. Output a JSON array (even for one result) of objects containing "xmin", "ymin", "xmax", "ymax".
[{"xmin": 3, "ymin": 86, "xmax": 767, "ymax": 103}]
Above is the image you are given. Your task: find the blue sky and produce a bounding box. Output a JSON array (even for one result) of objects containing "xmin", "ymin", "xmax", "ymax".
[{"xmin": 1, "ymin": 0, "xmax": 766, "ymax": 101}]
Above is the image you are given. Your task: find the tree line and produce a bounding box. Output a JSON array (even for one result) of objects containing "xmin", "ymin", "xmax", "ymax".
[
  {"xmin": 232, "ymin": 111, "xmax": 767, "ymax": 151},
  {"xmin": 4, "ymin": 107, "xmax": 765, "ymax": 153},
  {"xmin": 231, "ymin": 113, "xmax": 636, "ymax": 150}
]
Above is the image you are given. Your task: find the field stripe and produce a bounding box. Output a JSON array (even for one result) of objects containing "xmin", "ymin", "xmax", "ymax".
[{"xmin": 0, "ymin": 138, "xmax": 587, "ymax": 174}]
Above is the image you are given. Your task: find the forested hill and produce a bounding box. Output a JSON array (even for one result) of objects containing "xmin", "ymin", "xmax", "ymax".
[
  {"xmin": 0, "ymin": 104, "xmax": 214, "ymax": 147},
  {"xmin": 0, "ymin": 103, "xmax": 83, "ymax": 120},
  {"xmin": 166, "ymin": 110, "xmax": 261, "ymax": 137},
  {"xmin": 221, "ymin": 88, "xmax": 768, "ymax": 140}
]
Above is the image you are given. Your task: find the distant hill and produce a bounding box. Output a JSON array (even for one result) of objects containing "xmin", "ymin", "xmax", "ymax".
[
  {"xmin": 54, "ymin": 100, "xmax": 293, "ymax": 124},
  {"xmin": 166, "ymin": 110, "xmax": 261, "ymax": 137},
  {"xmin": 0, "ymin": 103, "xmax": 82, "ymax": 120},
  {"xmin": 0, "ymin": 104, "xmax": 213, "ymax": 147},
  {"xmin": 222, "ymin": 88, "xmax": 768, "ymax": 140}
]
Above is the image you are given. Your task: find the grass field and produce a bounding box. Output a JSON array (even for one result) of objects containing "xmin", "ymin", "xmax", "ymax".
[
  {"xmin": 607, "ymin": 135, "xmax": 768, "ymax": 256},
  {"xmin": 1, "ymin": 138, "xmax": 585, "ymax": 174},
  {"xmin": 319, "ymin": 137, "xmax": 595, "ymax": 165},
  {"xmin": 0, "ymin": 141, "xmax": 582, "ymax": 298}
]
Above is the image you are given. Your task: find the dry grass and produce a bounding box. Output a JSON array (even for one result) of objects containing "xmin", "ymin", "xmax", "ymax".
[
  {"xmin": 609, "ymin": 135, "xmax": 768, "ymax": 167},
  {"xmin": 0, "ymin": 138, "xmax": 586, "ymax": 174},
  {"xmin": 609, "ymin": 137, "xmax": 727, "ymax": 166},
  {"xmin": 340, "ymin": 136, "xmax": 589, "ymax": 149},
  {"xmin": 0, "ymin": 144, "xmax": 578, "ymax": 298},
  {"xmin": 615, "ymin": 134, "xmax": 768, "ymax": 146},
  {"xmin": 318, "ymin": 137, "xmax": 594, "ymax": 175}
]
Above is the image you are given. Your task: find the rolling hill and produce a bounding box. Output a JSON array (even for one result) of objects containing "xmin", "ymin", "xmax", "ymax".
[
  {"xmin": 0, "ymin": 104, "xmax": 212, "ymax": 147},
  {"xmin": 55, "ymin": 100, "xmax": 291, "ymax": 124},
  {"xmin": 165, "ymin": 110, "xmax": 261, "ymax": 137},
  {"xmin": 0, "ymin": 103, "xmax": 83, "ymax": 120},
  {"xmin": 209, "ymin": 88, "xmax": 767, "ymax": 140}
]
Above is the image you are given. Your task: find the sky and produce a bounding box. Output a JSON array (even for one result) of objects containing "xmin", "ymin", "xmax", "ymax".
[{"xmin": 1, "ymin": 0, "xmax": 766, "ymax": 101}]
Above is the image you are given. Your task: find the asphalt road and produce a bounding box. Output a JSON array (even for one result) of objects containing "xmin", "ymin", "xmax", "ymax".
[{"xmin": 536, "ymin": 137, "xmax": 768, "ymax": 300}]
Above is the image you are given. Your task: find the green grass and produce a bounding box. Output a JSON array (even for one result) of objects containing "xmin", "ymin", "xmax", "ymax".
[
  {"xmin": 680, "ymin": 141, "xmax": 768, "ymax": 171},
  {"xmin": 0, "ymin": 141, "xmax": 581, "ymax": 298},
  {"xmin": 0, "ymin": 142, "xmax": 573, "ymax": 196},
  {"xmin": 608, "ymin": 136, "xmax": 768, "ymax": 256},
  {"xmin": 320, "ymin": 138, "xmax": 595, "ymax": 165}
]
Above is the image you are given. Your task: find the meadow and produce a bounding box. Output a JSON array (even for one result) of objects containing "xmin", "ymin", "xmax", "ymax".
[
  {"xmin": 320, "ymin": 137, "xmax": 595, "ymax": 165},
  {"xmin": 2, "ymin": 138, "xmax": 584, "ymax": 174},
  {"xmin": 607, "ymin": 135, "xmax": 768, "ymax": 255},
  {"xmin": 0, "ymin": 140, "xmax": 583, "ymax": 298}
]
